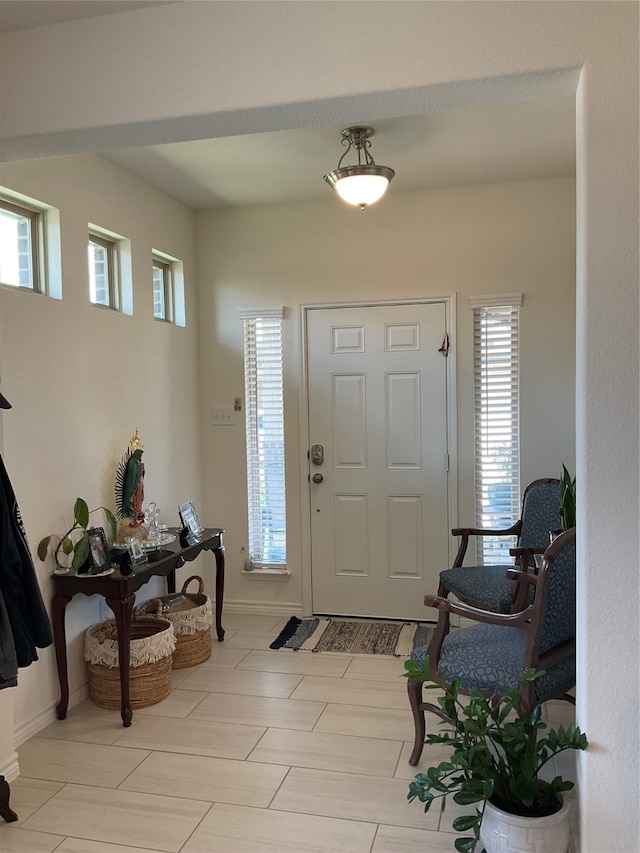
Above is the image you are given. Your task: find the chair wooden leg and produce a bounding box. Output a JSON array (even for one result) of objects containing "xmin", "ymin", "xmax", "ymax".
[{"xmin": 407, "ymin": 678, "xmax": 425, "ymax": 766}]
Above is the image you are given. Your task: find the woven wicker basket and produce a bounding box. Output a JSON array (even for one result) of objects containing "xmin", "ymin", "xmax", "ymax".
[
  {"xmin": 136, "ymin": 575, "xmax": 213, "ymax": 669},
  {"xmin": 84, "ymin": 612, "xmax": 176, "ymax": 709}
]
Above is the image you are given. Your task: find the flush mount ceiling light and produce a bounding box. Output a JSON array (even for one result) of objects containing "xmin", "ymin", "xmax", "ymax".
[{"xmin": 323, "ymin": 126, "xmax": 395, "ymax": 210}]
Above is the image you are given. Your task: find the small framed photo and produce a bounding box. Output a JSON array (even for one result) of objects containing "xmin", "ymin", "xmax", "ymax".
[
  {"xmin": 126, "ymin": 536, "xmax": 148, "ymax": 568},
  {"xmin": 178, "ymin": 500, "xmax": 202, "ymax": 543},
  {"xmin": 87, "ymin": 527, "xmax": 110, "ymax": 575}
]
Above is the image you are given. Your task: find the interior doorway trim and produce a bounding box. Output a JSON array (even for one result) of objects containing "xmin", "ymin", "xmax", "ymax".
[{"xmin": 297, "ymin": 294, "xmax": 458, "ymax": 617}]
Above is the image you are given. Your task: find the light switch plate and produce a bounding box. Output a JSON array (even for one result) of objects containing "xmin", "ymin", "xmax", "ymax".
[{"xmin": 211, "ymin": 408, "xmax": 235, "ymax": 425}]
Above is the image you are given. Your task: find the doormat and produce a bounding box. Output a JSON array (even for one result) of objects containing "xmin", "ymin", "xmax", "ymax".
[{"xmin": 270, "ymin": 616, "xmax": 434, "ymax": 656}]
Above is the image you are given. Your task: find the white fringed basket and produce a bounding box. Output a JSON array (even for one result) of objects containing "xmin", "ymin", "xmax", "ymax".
[
  {"xmin": 135, "ymin": 575, "xmax": 213, "ymax": 669},
  {"xmin": 84, "ymin": 613, "xmax": 176, "ymax": 709}
]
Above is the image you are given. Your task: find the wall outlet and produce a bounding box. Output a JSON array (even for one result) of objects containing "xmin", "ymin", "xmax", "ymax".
[{"xmin": 211, "ymin": 408, "xmax": 235, "ymax": 426}]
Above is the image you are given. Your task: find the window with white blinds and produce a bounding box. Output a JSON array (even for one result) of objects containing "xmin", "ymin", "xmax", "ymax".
[
  {"xmin": 472, "ymin": 297, "xmax": 521, "ymax": 564},
  {"xmin": 242, "ymin": 310, "xmax": 286, "ymax": 567}
]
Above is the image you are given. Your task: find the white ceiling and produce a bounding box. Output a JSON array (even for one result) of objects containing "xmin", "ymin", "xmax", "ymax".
[
  {"xmin": 0, "ymin": 1, "xmax": 576, "ymax": 211},
  {"xmin": 0, "ymin": 1, "xmax": 175, "ymax": 33},
  {"xmin": 99, "ymin": 99, "xmax": 576, "ymax": 210}
]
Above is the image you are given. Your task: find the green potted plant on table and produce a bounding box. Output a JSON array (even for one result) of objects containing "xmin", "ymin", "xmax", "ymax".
[
  {"xmin": 37, "ymin": 497, "xmax": 117, "ymax": 572},
  {"xmin": 404, "ymin": 661, "xmax": 587, "ymax": 853}
]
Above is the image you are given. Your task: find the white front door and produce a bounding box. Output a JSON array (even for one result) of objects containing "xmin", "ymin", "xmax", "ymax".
[{"xmin": 306, "ymin": 302, "xmax": 451, "ymax": 620}]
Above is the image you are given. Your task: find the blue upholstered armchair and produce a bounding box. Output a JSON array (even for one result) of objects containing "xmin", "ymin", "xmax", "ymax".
[
  {"xmin": 438, "ymin": 478, "xmax": 562, "ymax": 613},
  {"xmin": 407, "ymin": 527, "xmax": 576, "ymax": 766}
]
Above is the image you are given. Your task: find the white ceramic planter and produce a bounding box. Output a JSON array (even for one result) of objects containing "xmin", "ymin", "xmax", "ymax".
[{"xmin": 480, "ymin": 797, "xmax": 570, "ymax": 853}]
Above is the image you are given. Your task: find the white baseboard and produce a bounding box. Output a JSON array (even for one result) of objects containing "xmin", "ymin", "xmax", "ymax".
[
  {"xmin": 0, "ymin": 751, "xmax": 19, "ymax": 782},
  {"xmin": 14, "ymin": 681, "xmax": 89, "ymax": 747},
  {"xmin": 222, "ymin": 598, "xmax": 303, "ymax": 618}
]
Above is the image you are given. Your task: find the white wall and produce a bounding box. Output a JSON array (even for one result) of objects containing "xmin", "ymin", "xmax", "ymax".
[
  {"xmin": 0, "ymin": 154, "xmax": 201, "ymax": 743},
  {"xmin": 0, "ymin": 3, "xmax": 637, "ymax": 850},
  {"xmin": 196, "ymin": 177, "xmax": 576, "ymax": 614}
]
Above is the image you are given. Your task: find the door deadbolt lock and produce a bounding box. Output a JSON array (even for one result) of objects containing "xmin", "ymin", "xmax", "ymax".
[
  {"xmin": 312, "ymin": 473, "xmax": 324, "ymax": 484},
  {"xmin": 311, "ymin": 444, "xmax": 324, "ymax": 466}
]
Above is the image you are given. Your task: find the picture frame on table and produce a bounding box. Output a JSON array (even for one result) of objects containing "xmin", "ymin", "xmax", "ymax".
[
  {"xmin": 178, "ymin": 500, "xmax": 202, "ymax": 544},
  {"xmin": 124, "ymin": 535, "xmax": 148, "ymax": 569},
  {"xmin": 86, "ymin": 527, "xmax": 110, "ymax": 575}
]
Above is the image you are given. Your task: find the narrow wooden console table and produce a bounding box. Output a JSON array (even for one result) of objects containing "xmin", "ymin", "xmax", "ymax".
[{"xmin": 51, "ymin": 527, "xmax": 224, "ymax": 727}]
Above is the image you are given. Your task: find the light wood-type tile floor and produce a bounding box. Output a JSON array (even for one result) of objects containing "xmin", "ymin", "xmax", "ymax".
[{"xmin": 0, "ymin": 614, "xmax": 578, "ymax": 852}]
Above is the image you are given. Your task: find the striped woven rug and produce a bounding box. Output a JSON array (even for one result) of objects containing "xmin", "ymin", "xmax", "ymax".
[{"xmin": 270, "ymin": 616, "xmax": 433, "ymax": 656}]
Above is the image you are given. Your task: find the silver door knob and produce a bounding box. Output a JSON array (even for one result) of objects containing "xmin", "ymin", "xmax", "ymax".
[{"xmin": 312, "ymin": 473, "xmax": 324, "ymax": 484}]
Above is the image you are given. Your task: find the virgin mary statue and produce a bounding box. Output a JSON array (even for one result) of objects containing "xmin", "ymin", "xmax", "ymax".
[{"xmin": 115, "ymin": 430, "xmax": 145, "ymax": 535}]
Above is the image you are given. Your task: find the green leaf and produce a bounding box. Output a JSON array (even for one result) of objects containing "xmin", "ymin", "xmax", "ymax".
[
  {"xmin": 103, "ymin": 507, "xmax": 117, "ymax": 541},
  {"xmin": 452, "ymin": 814, "xmax": 480, "ymax": 832},
  {"xmin": 74, "ymin": 498, "xmax": 89, "ymax": 529},
  {"xmin": 62, "ymin": 536, "xmax": 74, "ymax": 555},
  {"xmin": 453, "ymin": 790, "xmax": 486, "ymax": 805},
  {"xmin": 454, "ymin": 837, "xmax": 476, "ymax": 853},
  {"xmin": 37, "ymin": 536, "xmax": 52, "ymax": 561},
  {"xmin": 426, "ymin": 766, "xmax": 444, "ymax": 783},
  {"xmin": 72, "ymin": 534, "xmax": 89, "ymax": 569}
]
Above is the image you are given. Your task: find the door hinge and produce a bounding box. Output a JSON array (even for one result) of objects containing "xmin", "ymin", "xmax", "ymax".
[{"xmin": 444, "ymin": 453, "xmax": 450, "ymax": 472}]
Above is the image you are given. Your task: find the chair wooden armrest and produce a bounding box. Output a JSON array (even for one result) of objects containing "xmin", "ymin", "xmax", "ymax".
[
  {"xmin": 424, "ymin": 592, "xmax": 533, "ymax": 627},
  {"xmin": 509, "ymin": 545, "xmax": 546, "ymax": 569},
  {"xmin": 510, "ymin": 545, "xmax": 546, "ymax": 556},
  {"xmin": 451, "ymin": 521, "xmax": 522, "ymax": 567},
  {"xmin": 452, "ymin": 522, "xmax": 521, "ymax": 538},
  {"xmin": 420, "ymin": 593, "xmax": 533, "ymax": 685}
]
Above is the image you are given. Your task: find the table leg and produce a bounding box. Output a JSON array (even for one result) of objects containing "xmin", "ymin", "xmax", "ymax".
[
  {"xmin": 167, "ymin": 567, "xmax": 176, "ymax": 594},
  {"xmin": 214, "ymin": 545, "xmax": 225, "ymax": 641},
  {"xmin": 105, "ymin": 593, "xmax": 135, "ymax": 727},
  {"xmin": 51, "ymin": 593, "xmax": 73, "ymax": 719}
]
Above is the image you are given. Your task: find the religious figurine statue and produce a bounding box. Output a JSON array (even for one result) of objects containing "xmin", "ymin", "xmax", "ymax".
[{"xmin": 115, "ymin": 430, "xmax": 145, "ymax": 536}]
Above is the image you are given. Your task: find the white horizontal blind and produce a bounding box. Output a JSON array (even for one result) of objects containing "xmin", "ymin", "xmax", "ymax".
[
  {"xmin": 473, "ymin": 303, "xmax": 520, "ymax": 564},
  {"xmin": 243, "ymin": 314, "xmax": 286, "ymax": 567}
]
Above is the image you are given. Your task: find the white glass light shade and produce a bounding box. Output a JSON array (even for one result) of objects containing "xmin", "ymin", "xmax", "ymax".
[
  {"xmin": 335, "ymin": 174, "xmax": 389, "ymax": 207},
  {"xmin": 324, "ymin": 164, "xmax": 395, "ymax": 208}
]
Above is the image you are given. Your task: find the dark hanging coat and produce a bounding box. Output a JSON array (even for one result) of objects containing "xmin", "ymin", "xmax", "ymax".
[
  {"xmin": 0, "ymin": 589, "xmax": 17, "ymax": 689},
  {"xmin": 0, "ymin": 455, "xmax": 52, "ymax": 671}
]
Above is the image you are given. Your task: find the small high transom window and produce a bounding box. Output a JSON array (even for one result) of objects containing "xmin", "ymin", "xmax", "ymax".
[
  {"xmin": 88, "ymin": 232, "xmax": 117, "ymax": 308},
  {"xmin": 0, "ymin": 199, "xmax": 41, "ymax": 291},
  {"xmin": 152, "ymin": 258, "xmax": 173, "ymax": 321}
]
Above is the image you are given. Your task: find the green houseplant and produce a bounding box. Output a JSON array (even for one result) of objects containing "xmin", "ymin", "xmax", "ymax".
[
  {"xmin": 559, "ymin": 465, "xmax": 576, "ymax": 531},
  {"xmin": 404, "ymin": 661, "xmax": 587, "ymax": 853},
  {"xmin": 37, "ymin": 497, "xmax": 117, "ymax": 571}
]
